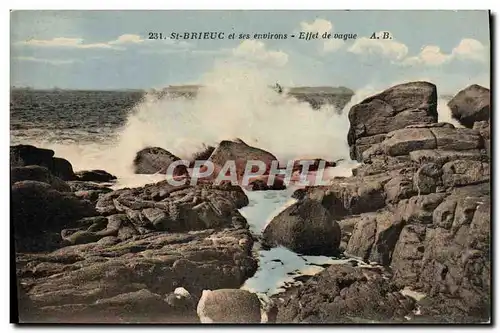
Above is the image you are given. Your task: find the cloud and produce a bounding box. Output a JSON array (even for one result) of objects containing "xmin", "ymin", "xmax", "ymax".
[
  {"xmin": 232, "ymin": 40, "xmax": 288, "ymax": 66},
  {"xmin": 401, "ymin": 38, "xmax": 488, "ymax": 66},
  {"xmin": 402, "ymin": 45, "xmax": 449, "ymax": 66},
  {"xmin": 452, "ymin": 38, "xmax": 488, "ymax": 62},
  {"xmin": 14, "ymin": 34, "xmax": 192, "ymax": 51},
  {"xmin": 16, "ymin": 37, "xmax": 116, "ymax": 49},
  {"xmin": 299, "ymin": 18, "xmax": 345, "ymax": 54},
  {"xmin": 15, "ymin": 56, "xmax": 78, "ymax": 65},
  {"xmin": 323, "ymin": 39, "xmax": 344, "ymax": 53},
  {"xmin": 108, "ymin": 34, "xmax": 144, "ymax": 45},
  {"xmin": 300, "ymin": 18, "xmax": 332, "ymax": 34},
  {"xmin": 348, "ymin": 32, "xmax": 408, "ymax": 61}
]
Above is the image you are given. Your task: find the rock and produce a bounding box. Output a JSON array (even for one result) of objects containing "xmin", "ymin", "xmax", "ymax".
[
  {"xmin": 384, "ymin": 173, "xmax": 416, "ymax": 204},
  {"xmin": 395, "ymin": 193, "xmax": 446, "ymax": 225},
  {"xmin": 12, "ymin": 181, "xmax": 97, "ymax": 252},
  {"xmin": 473, "ymin": 121, "xmax": 490, "ymax": 158},
  {"xmin": 346, "ymin": 210, "xmax": 404, "ymax": 265},
  {"xmin": 10, "ymin": 144, "xmax": 54, "ymax": 168},
  {"xmin": 473, "ymin": 120, "xmax": 490, "ymax": 141},
  {"xmin": 390, "ymin": 224, "xmax": 427, "ymax": 287},
  {"xmin": 247, "ymin": 176, "xmax": 286, "ymax": 191},
  {"xmin": 17, "ymin": 282, "xmax": 38, "ymax": 322},
  {"xmin": 441, "ymin": 160, "xmax": 489, "ymax": 188},
  {"xmin": 133, "ymin": 147, "xmax": 187, "ymax": 175},
  {"xmin": 52, "ymin": 157, "xmax": 75, "ymax": 181},
  {"xmin": 14, "ymin": 165, "xmax": 261, "ymax": 323},
  {"xmin": 281, "ymin": 82, "xmax": 491, "ymax": 323},
  {"xmin": 17, "ymin": 227, "xmax": 257, "ymax": 322},
  {"xmin": 165, "ymin": 287, "xmax": 196, "ymax": 315},
  {"xmin": 274, "ymin": 265, "xmax": 416, "ymax": 323},
  {"xmin": 350, "ymin": 134, "xmax": 387, "ymax": 161},
  {"xmin": 413, "ymin": 163, "xmax": 442, "ymax": 195},
  {"xmin": 74, "ymin": 170, "xmax": 117, "ymax": 182},
  {"xmin": 208, "ymin": 139, "xmax": 278, "ymax": 176},
  {"xmin": 320, "ymin": 172, "xmax": 393, "ymax": 217},
  {"xmin": 344, "ymin": 213, "xmax": 378, "ymax": 260},
  {"xmin": 67, "ymin": 181, "xmax": 113, "ymax": 204},
  {"xmin": 431, "ymin": 127, "xmax": 483, "ymax": 151},
  {"xmin": 387, "ymin": 186, "xmax": 490, "ymax": 321},
  {"xmin": 405, "ymin": 122, "xmax": 455, "ymax": 129},
  {"xmin": 363, "ymin": 126, "xmax": 484, "ymax": 160},
  {"xmin": 11, "ymin": 165, "xmax": 71, "ymax": 192},
  {"xmin": 348, "ymin": 82, "xmax": 438, "ymax": 161},
  {"xmin": 415, "ymin": 293, "xmax": 490, "ymax": 323},
  {"xmin": 190, "ymin": 145, "xmax": 216, "ymax": 166},
  {"xmin": 197, "ymin": 289, "xmax": 261, "ymax": 323},
  {"xmin": 382, "ymin": 128, "xmax": 436, "ymax": 156},
  {"xmin": 34, "ymin": 287, "xmax": 199, "ymax": 323},
  {"xmin": 448, "ymin": 84, "xmax": 490, "ymax": 128},
  {"xmin": 263, "ymin": 199, "xmax": 341, "ymax": 256},
  {"xmin": 409, "ymin": 149, "xmax": 486, "ymax": 166},
  {"xmin": 10, "ymin": 145, "xmax": 76, "ymax": 180},
  {"xmin": 291, "ymin": 159, "xmax": 340, "ymax": 173}
]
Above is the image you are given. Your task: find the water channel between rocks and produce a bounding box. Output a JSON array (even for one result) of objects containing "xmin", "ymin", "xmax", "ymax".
[{"xmin": 238, "ymin": 188, "xmax": 352, "ymax": 298}]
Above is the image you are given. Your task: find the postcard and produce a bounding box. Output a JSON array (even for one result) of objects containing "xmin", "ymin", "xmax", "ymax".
[{"xmin": 10, "ymin": 10, "xmax": 491, "ymax": 324}]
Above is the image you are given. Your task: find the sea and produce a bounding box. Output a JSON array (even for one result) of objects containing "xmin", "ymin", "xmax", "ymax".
[{"xmin": 10, "ymin": 66, "xmax": 460, "ymax": 300}]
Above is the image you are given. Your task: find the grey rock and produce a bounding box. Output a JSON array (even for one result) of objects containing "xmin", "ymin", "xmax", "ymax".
[
  {"xmin": 263, "ymin": 199, "xmax": 341, "ymax": 256},
  {"xmin": 197, "ymin": 289, "xmax": 261, "ymax": 323},
  {"xmin": 448, "ymin": 84, "xmax": 490, "ymax": 128}
]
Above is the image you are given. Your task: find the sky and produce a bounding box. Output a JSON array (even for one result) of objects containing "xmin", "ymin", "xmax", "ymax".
[{"xmin": 10, "ymin": 10, "xmax": 491, "ymax": 93}]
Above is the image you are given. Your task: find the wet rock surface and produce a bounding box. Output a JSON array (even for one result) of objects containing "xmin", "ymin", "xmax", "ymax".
[
  {"xmin": 447, "ymin": 84, "xmax": 490, "ymax": 128},
  {"xmin": 13, "ymin": 163, "xmax": 257, "ymax": 322},
  {"xmin": 274, "ymin": 265, "xmax": 416, "ymax": 323},
  {"xmin": 133, "ymin": 147, "xmax": 187, "ymax": 175},
  {"xmin": 272, "ymin": 82, "xmax": 491, "ymax": 323}
]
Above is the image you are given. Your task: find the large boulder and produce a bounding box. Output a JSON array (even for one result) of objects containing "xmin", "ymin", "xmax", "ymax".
[
  {"xmin": 448, "ymin": 85, "xmax": 490, "ymax": 128},
  {"xmin": 262, "ymin": 198, "xmax": 341, "ymax": 256},
  {"xmin": 10, "ymin": 145, "xmax": 76, "ymax": 180},
  {"xmin": 208, "ymin": 139, "xmax": 278, "ymax": 176},
  {"xmin": 189, "ymin": 145, "xmax": 216, "ymax": 167},
  {"xmin": 348, "ymin": 82, "xmax": 438, "ymax": 161},
  {"xmin": 74, "ymin": 170, "xmax": 117, "ymax": 183},
  {"xmin": 197, "ymin": 289, "xmax": 262, "ymax": 323},
  {"xmin": 10, "ymin": 144, "xmax": 54, "ymax": 168},
  {"xmin": 52, "ymin": 157, "xmax": 75, "ymax": 181},
  {"xmin": 133, "ymin": 147, "xmax": 187, "ymax": 175}
]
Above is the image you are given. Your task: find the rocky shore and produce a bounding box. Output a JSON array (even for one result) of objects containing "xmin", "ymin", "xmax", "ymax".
[
  {"xmin": 12, "ymin": 81, "xmax": 490, "ymax": 324},
  {"xmin": 269, "ymin": 82, "xmax": 491, "ymax": 323}
]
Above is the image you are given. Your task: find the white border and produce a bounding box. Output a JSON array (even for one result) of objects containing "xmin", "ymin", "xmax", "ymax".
[{"xmin": 3, "ymin": 1, "xmax": 497, "ymax": 10}]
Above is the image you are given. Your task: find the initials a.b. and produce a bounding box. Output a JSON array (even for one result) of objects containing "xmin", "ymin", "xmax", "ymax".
[{"xmin": 369, "ymin": 31, "xmax": 392, "ymax": 40}]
